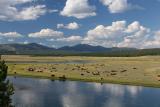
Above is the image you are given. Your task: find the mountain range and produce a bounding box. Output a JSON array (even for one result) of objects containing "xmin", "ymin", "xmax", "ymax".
[{"xmin": 0, "ymin": 43, "xmax": 160, "ymax": 56}]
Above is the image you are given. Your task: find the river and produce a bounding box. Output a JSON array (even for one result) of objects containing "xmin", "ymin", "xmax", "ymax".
[{"xmin": 8, "ymin": 76, "xmax": 160, "ymax": 107}]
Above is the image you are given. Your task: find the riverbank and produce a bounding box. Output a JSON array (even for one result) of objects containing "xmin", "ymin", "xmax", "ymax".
[{"xmin": 3, "ymin": 55, "xmax": 160, "ymax": 88}]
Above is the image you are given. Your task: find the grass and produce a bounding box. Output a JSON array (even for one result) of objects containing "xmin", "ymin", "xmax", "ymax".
[{"xmin": 2, "ymin": 55, "xmax": 160, "ymax": 87}]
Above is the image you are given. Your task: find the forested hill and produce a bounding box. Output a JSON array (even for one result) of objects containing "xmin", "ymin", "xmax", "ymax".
[{"xmin": 0, "ymin": 43, "xmax": 160, "ymax": 57}]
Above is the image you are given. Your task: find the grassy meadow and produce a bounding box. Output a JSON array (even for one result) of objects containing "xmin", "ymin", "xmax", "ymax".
[{"xmin": 2, "ymin": 55, "xmax": 160, "ymax": 87}]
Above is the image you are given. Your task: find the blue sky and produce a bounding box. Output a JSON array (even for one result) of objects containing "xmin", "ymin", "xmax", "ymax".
[{"xmin": 0, "ymin": 0, "xmax": 160, "ymax": 48}]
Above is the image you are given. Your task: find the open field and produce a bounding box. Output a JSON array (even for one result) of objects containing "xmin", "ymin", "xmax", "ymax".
[{"xmin": 2, "ymin": 55, "xmax": 160, "ymax": 87}]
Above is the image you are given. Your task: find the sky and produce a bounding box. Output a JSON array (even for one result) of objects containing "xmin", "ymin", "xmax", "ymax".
[{"xmin": 0, "ymin": 0, "xmax": 160, "ymax": 48}]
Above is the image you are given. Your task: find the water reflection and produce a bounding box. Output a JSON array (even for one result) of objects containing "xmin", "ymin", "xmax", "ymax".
[
  {"xmin": 0, "ymin": 80, "xmax": 14, "ymax": 107},
  {"xmin": 126, "ymin": 86, "xmax": 142, "ymax": 97},
  {"xmin": 9, "ymin": 76, "xmax": 160, "ymax": 107},
  {"xmin": 91, "ymin": 83, "xmax": 142, "ymax": 97},
  {"xmin": 7, "ymin": 60, "xmax": 92, "ymax": 64},
  {"xmin": 61, "ymin": 82, "xmax": 88, "ymax": 107}
]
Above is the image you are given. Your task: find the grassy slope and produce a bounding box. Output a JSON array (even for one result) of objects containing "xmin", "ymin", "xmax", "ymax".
[{"xmin": 2, "ymin": 55, "xmax": 160, "ymax": 87}]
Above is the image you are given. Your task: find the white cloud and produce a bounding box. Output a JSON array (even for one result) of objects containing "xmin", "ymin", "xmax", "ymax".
[
  {"xmin": 1, "ymin": 21, "xmax": 160, "ymax": 49},
  {"xmin": 16, "ymin": 5, "xmax": 47, "ymax": 21},
  {"xmin": 49, "ymin": 9, "xmax": 58, "ymax": 13},
  {"xmin": 144, "ymin": 30, "xmax": 160, "ymax": 48},
  {"xmin": 0, "ymin": 31, "xmax": 24, "ymax": 44},
  {"xmin": 27, "ymin": 28, "xmax": 82, "ymax": 47},
  {"xmin": 57, "ymin": 22, "xmax": 80, "ymax": 30},
  {"xmin": 154, "ymin": 30, "xmax": 160, "ymax": 40},
  {"xmin": 100, "ymin": 0, "xmax": 143, "ymax": 13},
  {"xmin": 125, "ymin": 21, "xmax": 141, "ymax": 33},
  {"xmin": 0, "ymin": 0, "xmax": 47, "ymax": 21},
  {"xmin": 6, "ymin": 0, "xmax": 33, "ymax": 4},
  {"xmin": 28, "ymin": 28, "xmax": 64, "ymax": 38},
  {"xmin": 48, "ymin": 35, "xmax": 83, "ymax": 47},
  {"xmin": 60, "ymin": 0, "xmax": 96, "ymax": 19},
  {"xmin": 118, "ymin": 21, "xmax": 150, "ymax": 48},
  {"xmin": 57, "ymin": 36, "xmax": 82, "ymax": 42},
  {"xmin": 83, "ymin": 21, "xmax": 127, "ymax": 47},
  {"xmin": 83, "ymin": 20, "xmax": 151, "ymax": 48},
  {"xmin": 0, "ymin": 32, "xmax": 23, "ymax": 38}
]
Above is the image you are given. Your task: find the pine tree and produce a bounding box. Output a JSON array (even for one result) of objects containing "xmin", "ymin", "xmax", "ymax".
[{"xmin": 0, "ymin": 59, "xmax": 14, "ymax": 107}]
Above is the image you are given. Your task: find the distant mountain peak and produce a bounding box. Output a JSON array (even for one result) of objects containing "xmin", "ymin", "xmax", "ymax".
[
  {"xmin": 58, "ymin": 44, "xmax": 108, "ymax": 52},
  {"xmin": 0, "ymin": 43, "xmax": 138, "ymax": 55}
]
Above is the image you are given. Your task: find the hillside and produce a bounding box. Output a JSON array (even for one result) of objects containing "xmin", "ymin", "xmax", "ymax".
[
  {"xmin": 0, "ymin": 43, "xmax": 55, "ymax": 54},
  {"xmin": 0, "ymin": 43, "xmax": 160, "ymax": 56}
]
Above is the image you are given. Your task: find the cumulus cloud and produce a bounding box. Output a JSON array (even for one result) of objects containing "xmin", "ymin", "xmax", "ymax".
[
  {"xmin": 83, "ymin": 20, "xmax": 151, "ymax": 48},
  {"xmin": 47, "ymin": 35, "xmax": 82, "ymax": 47},
  {"xmin": 57, "ymin": 36, "xmax": 82, "ymax": 43},
  {"xmin": 144, "ymin": 30, "xmax": 160, "ymax": 48},
  {"xmin": 0, "ymin": 0, "xmax": 48, "ymax": 21},
  {"xmin": 27, "ymin": 28, "xmax": 82, "ymax": 47},
  {"xmin": 118, "ymin": 26, "xmax": 150, "ymax": 48},
  {"xmin": 1, "ymin": 21, "xmax": 160, "ymax": 48},
  {"xmin": 83, "ymin": 21, "xmax": 127, "ymax": 47},
  {"xmin": 28, "ymin": 28, "xmax": 64, "ymax": 38},
  {"xmin": 57, "ymin": 22, "xmax": 80, "ymax": 30},
  {"xmin": 49, "ymin": 9, "xmax": 58, "ymax": 13},
  {"xmin": 118, "ymin": 21, "xmax": 150, "ymax": 48},
  {"xmin": 100, "ymin": 0, "xmax": 143, "ymax": 13},
  {"xmin": 125, "ymin": 21, "xmax": 141, "ymax": 33},
  {"xmin": 154, "ymin": 31, "xmax": 160, "ymax": 40},
  {"xmin": 60, "ymin": 0, "xmax": 96, "ymax": 19},
  {"xmin": 0, "ymin": 31, "xmax": 24, "ymax": 44},
  {"xmin": 0, "ymin": 32, "xmax": 23, "ymax": 38},
  {"xmin": 16, "ymin": 5, "xmax": 47, "ymax": 21}
]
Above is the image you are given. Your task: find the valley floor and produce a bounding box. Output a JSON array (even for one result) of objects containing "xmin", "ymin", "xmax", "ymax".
[{"xmin": 2, "ymin": 55, "xmax": 160, "ymax": 87}]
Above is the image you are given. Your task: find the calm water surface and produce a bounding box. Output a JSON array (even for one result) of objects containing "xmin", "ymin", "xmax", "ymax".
[
  {"xmin": 8, "ymin": 76, "xmax": 160, "ymax": 107},
  {"xmin": 6, "ymin": 60, "xmax": 92, "ymax": 64}
]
